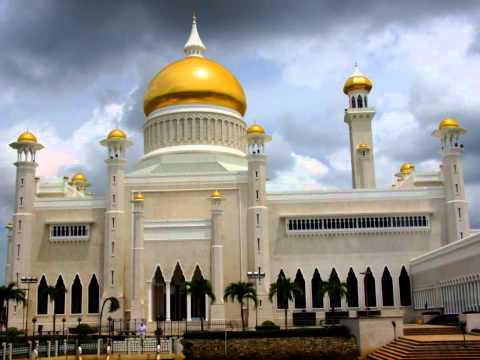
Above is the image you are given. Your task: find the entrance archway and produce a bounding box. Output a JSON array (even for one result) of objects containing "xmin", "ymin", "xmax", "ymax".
[
  {"xmin": 170, "ymin": 263, "xmax": 187, "ymax": 321},
  {"xmin": 152, "ymin": 267, "xmax": 166, "ymax": 321}
]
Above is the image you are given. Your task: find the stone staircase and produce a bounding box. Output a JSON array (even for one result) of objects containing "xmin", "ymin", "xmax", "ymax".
[
  {"xmin": 404, "ymin": 325, "xmax": 462, "ymax": 336},
  {"xmin": 368, "ymin": 336, "xmax": 480, "ymax": 359}
]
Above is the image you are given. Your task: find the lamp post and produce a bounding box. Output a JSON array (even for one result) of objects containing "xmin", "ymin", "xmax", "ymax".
[
  {"xmin": 20, "ymin": 276, "xmax": 38, "ymax": 336},
  {"xmin": 247, "ymin": 267, "xmax": 265, "ymax": 328},
  {"xmin": 360, "ymin": 268, "xmax": 372, "ymax": 317}
]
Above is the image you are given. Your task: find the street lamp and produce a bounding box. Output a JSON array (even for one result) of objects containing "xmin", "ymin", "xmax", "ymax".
[
  {"xmin": 247, "ymin": 267, "xmax": 265, "ymax": 328},
  {"xmin": 20, "ymin": 276, "xmax": 38, "ymax": 336},
  {"xmin": 360, "ymin": 268, "xmax": 372, "ymax": 317}
]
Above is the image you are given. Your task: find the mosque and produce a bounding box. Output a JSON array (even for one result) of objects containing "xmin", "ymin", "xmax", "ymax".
[{"xmin": 5, "ymin": 15, "xmax": 480, "ymax": 330}]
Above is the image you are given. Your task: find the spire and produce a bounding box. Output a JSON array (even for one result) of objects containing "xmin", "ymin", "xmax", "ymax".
[
  {"xmin": 184, "ymin": 13, "xmax": 206, "ymax": 57},
  {"xmin": 352, "ymin": 62, "xmax": 363, "ymax": 76}
]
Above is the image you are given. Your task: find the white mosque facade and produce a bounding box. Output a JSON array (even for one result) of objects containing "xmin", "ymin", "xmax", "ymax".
[{"xmin": 5, "ymin": 17, "xmax": 480, "ymax": 330}]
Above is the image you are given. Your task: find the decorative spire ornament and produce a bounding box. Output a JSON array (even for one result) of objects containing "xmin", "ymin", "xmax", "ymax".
[{"xmin": 184, "ymin": 13, "xmax": 206, "ymax": 57}]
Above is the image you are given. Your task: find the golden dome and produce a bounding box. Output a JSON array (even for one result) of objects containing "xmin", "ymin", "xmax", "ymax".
[
  {"xmin": 71, "ymin": 172, "xmax": 87, "ymax": 183},
  {"xmin": 439, "ymin": 118, "xmax": 460, "ymax": 130},
  {"xmin": 343, "ymin": 65, "xmax": 373, "ymax": 94},
  {"xmin": 134, "ymin": 192, "xmax": 145, "ymax": 201},
  {"xmin": 400, "ymin": 163, "xmax": 415, "ymax": 175},
  {"xmin": 17, "ymin": 131, "xmax": 37, "ymax": 144},
  {"xmin": 357, "ymin": 143, "xmax": 370, "ymax": 150},
  {"xmin": 247, "ymin": 124, "xmax": 265, "ymax": 135},
  {"xmin": 107, "ymin": 128, "xmax": 127, "ymax": 140},
  {"xmin": 211, "ymin": 190, "xmax": 222, "ymax": 199},
  {"xmin": 144, "ymin": 56, "xmax": 246, "ymax": 116}
]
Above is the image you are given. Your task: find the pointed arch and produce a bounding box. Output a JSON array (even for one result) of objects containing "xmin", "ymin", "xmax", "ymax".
[
  {"xmin": 311, "ymin": 269, "xmax": 323, "ymax": 308},
  {"xmin": 152, "ymin": 267, "xmax": 166, "ymax": 321},
  {"xmin": 191, "ymin": 265, "xmax": 205, "ymax": 319},
  {"xmin": 364, "ymin": 95, "xmax": 368, "ymax": 107},
  {"xmin": 347, "ymin": 268, "xmax": 358, "ymax": 308},
  {"xmin": 294, "ymin": 269, "xmax": 306, "ymax": 309},
  {"xmin": 382, "ymin": 267, "xmax": 394, "ymax": 306},
  {"xmin": 399, "ymin": 266, "xmax": 412, "ymax": 306},
  {"xmin": 329, "ymin": 268, "xmax": 341, "ymax": 309},
  {"xmin": 351, "ymin": 96, "xmax": 356, "ymax": 108},
  {"xmin": 171, "ymin": 263, "xmax": 187, "ymax": 321},
  {"xmin": 37, "ymin": 276, "xmax": 48, "ymax": 315},
  {"xmin": 54, "ymin": 276, "xmax": 66, "ymax": 314},
  {"xmin": 276, "ymin": 270, "xmax": 288, "ymax": 309},
  {"xmin": 71, "ymin": 275, "xmax": 82, "ymax": 314},
  {"xmin": 88, "ymin": 274, "xmax": 100, "ymax": 314},
  {"xmin": 364, "ymin": 267, "xmax": 376, "ymax": 308},
  {"xmin": 357, "ymin": 95, "xmax": 363, "ymax": 108}
]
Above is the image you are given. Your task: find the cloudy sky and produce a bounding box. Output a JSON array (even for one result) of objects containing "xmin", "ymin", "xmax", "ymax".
[{"xmin": 1, "ymin": 1, "xmax": 480, "ymax": 282}]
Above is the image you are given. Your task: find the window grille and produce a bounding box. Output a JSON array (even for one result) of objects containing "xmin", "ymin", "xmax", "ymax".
[{"xmin": 49, "ymin": 224, "xmax": 90, "ymax": 241}]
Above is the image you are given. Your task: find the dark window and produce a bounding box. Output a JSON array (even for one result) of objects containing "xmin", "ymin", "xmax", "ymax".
[
  {"xmin": 329, "ymin": 269, "xmax": 341, "ymax": 309},
  {"xmin": 276, "ymin": 270, "xmax": 288, "ymax": 309},
  {"xmin": 364, "ymin": 267, "xmax": 376, "ymax": 308},
  {"xmin": 88, "ymin": 275, "xmax": 100, "ymax": 313},
  {"xmin": 190, "ymin": 266, "xmax": 205, "ymax": 319},
  {"xmin": 357, "ymin": 95, "xmax": 363, "ymax": 108},
  {"xmin": 347, "ymin": 268, "xmax": 359, "ymax": 307},
  {"xmin": 351, "ymin": 96, "xmax": 356, "ymax": 108},
  {"xmin": 364, "ymin": 96, "xmax": 368, "ymax": 107},
  {"xmin": 381, "ymin": 267, "xmax": 394, "ymax": 306},
  {"xmin": 294, "ymin": 270, "xmax": 306, "ymax": 309},
  {"xmin": 71, "ymin": 275, "xmax": 82, "ymax": 314},
  {"xmin": 152, "ymin": 267, "xmax": 166, "ymax": 321},
  {"xmin": 311, "ymin": 269, "xmax": 323, "ymax": 308},
  {"xmin": 37, "ymin": 276, "xmax": 48, "ymax": 315},
  {"xmin": 399, "ymin": 266, "xmax": 412, "ymax": 306},
  {"xmin": 54, "ymin": 276, "xmax": 66, "ymax": 315},
  {"xmin": 170, "ymin": 263, "xmax": 187, "ymax": 321}
]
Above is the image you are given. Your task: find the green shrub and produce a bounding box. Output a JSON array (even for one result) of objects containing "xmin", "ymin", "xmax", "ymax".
[
  {"xmin": 69, "ymin": 323, "xmax": 97, "ymax": 336},
  {"xmin": 5, "ymin": 327, "xmax": 23, "ymax": 337},
  {"xmin": 256, "ymin": 320, "xmax": 280, "ymax": 331}
]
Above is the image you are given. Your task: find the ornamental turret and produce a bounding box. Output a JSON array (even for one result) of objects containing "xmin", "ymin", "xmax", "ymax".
[
  {"xmin": 100, "ymin": 128, "xmax": 132, "ymax": 317},
  {"xmin": 433, "ymin": 118, "xmax": 470, "ymax": 242},
  {"xmin": 343, "ymin": 64, "xmax": 376, "ymax": 189},
  {"xmin": 246, "ymin": 123, "xmax": 272, "ymax": 323},
  {"xmin": 9, "ymin": 131, "xmax": 44, "ymax": 282}
]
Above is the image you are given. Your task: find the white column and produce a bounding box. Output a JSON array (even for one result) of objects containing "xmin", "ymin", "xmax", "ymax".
[
  {"xmin": 147, "ymin": 284, "xmax": 152, "ymax": 322},
  {"xmin": 187, "ymin": 294, "xmax": 192, "ymax": 322},
  {"xmin": 205, "ymin": 294, "xmax": 209, "ymax": 321},
  {"xmin": 165, "ymin": 281, "xmax": 171, "ymax": 321},
  {"xmin": 358, "ymin": 277, "xmax": 365, "ymax": 309},
  {"xmin": 305, "ymin": 277, "xmax": 312, "ymax": 310}
]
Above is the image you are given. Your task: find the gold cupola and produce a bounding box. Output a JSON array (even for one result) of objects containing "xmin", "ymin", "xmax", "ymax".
[
  {"xmin": 438, "ymin": 118, "xmax": 460, "ymax": 130},
  {"xmin": 211, "ymin": 190, "xmax": 222, "ymax": 199},
  {"xmin": 17, "ymin": 131, "xmax": 38, "ymax": 144},
  {"xmin": 400, "ymin": 162, "xmax": 415, "ymax": 175},
  {"xmin": 343, "ymin": 64, "xmax": 373, "ymax": 94},
  {"xmin": 143, "ymin": 15, "xmax": 246, "ymax": 117},
  {"xmin": 247, "ymin": 124, "xmax": 265, "ymax": 135},
  {"xmin": 70, "ymin": 172, "xmax": 89, "ymax": 192},
  {"xmin": 107, "ymin": 128, "xmax": 127, "ymax": 140},
  {"xmin": 133, "ymin": 192, "xmax": 145, "ymax": 201}
]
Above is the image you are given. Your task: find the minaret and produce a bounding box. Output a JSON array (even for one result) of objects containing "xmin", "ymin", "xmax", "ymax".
[
  {"xmin": 209, "ymin": 190, "xmax": 225, "ymax": 321},
  {"xmin": 184, "ymin": 13, "xmax": 206, "ymax": 57},
  {"xmin": 130, "ymin": 192, "xmax": 145, "ymax": 320},
  {"xmin": 343, "ymin": 64, "xmax": 376, "ymax": 189},
  {"xmin": 433, "ymin": 118, "xmax": 470, "ymax": 242},
  {"xmin": 9, "ymin": 131, "xmax": 44, "ymax": 283},
  {"xmin": 246, "ymin": 124, "xmax": 272, "ymax": 322},
  {"xmin": 100, "ymin": 128, "xmax": 132, "ymax": 317}
]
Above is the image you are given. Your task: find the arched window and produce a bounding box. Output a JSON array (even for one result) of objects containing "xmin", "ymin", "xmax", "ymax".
[
  {"xmin": 311, "ymin": 269, "xmax": 323, "ymax": 308},
  {"xmin": 37, "ymin": 276, "xmax": 48, "ymax": 315},
  {"xmin": 88, "ymin": 275, "xmax": 100, "ymax": 313},
  {"xmin": 191, "ymin": 266, "xmax": 206, "ymax": 319},
  {"xmin": 152, "ymin": 267, "xmax": 166, "ymax": 321},
  {"xmin": 381, "ymin": 267, "xmax": 394, "ymax": 306},
  {"xmin": 364, "ymin": 267, "xmax": 376, "ymax": 308},
  {"xmin": 71, "ymin": 275, "xmax": 82, "ymax": 314},
  {"xmin": 399, "ymin": 266, "xmax": 412, "ymax": 306},
  {"xmin": 171, "ymin": 263, "xmax": 187, "ymax": 321},
  {"xmin": 347, "ymin": 268, "xmax": 359, "ymax": 307},
  {"xmin": 351, "ymin": 96, "xmax": 356, "ymax": 108},
  {"xmin": 54, "ymin": 276, "xmax": 66, "ymax": 315},
  {"xmin": 276, "ymin": 270, "xmax": 288, "ymax": 309},
  {"xmin": 329, "ymin": 269, "xmax": 341, "ymax": 309},
  {"xmin": 294, "ymin": 269, "xmax": 306, "ymax": 309},
  {"xmin": 364, "ymin": 96, "xmax": 368, "ymax": 107},
  {"xmin": 357, "ymin": 95, "xmax": 363, "ymax": 108}
]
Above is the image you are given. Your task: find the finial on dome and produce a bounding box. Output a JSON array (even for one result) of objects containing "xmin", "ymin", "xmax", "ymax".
[{"xmin": 184, "ymin": 12, "xmax": 206, "ymax": 57}]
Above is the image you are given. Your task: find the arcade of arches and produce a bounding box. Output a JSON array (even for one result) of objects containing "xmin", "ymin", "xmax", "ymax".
[
  {"xmin": 274, "ymin": 266, "xmax": 412, "ymax": 311},
  {"xmin": 151, "ymin": 264, "xmax": 207, "ymax": 322}
]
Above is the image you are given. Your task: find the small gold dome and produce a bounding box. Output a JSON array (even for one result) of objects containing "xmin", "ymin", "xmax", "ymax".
[
  {"xmin": 211, "ymin": 190, "xmax": 222, "ymax": 199},
  {"xmin": 144, "ymin": 56, "xmax": 246, "ymax": 116},
  {"xmin": 247, "ymin": 124, "xmax": 265, "ymax": 135},
  {"xmin": 357, "ymin": 143, "xmax": 370, "ymax": 150},
  {"xmin": 439, "ymin": 118, "xmax": 460, "ymax": 130},
  {"xmin": 107, "ymin": 128, "xmax": 127, "ymax": 140},
  {"xmin": 17, "ymin": 131, "xmax": 37, "ymax": 144},
  {"xmin": 134, "ymin": 192, "xmax": 145, "ymax": 201},
  {"xmin": 71, "ymin": 172, "xmax": 87, "ymax": 183},
  {"xmin": 400, "ymin": 163, "xmax": 415, "ymax": 175},
  {"xmin": 343, "ymin": 66, "xmax": 373, "ymax": 94}
]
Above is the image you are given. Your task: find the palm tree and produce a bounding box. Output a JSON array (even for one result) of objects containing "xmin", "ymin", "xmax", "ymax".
[
  {"xmin": 268, "ymin": 277, "xmax": 302, "ymax": 329},
  {"xmin": 224, "ymin": 282, "xmax": 257, "ymax": 330},
  {"xmin": 186, "ymin": 279, "xmax": 215, "ymax": 331},
  {"xmin": 43, "ymin": 285, "xmax": 67, "ymax": 335},
  {"xmin": 98, "ymin": 297, "xmax": 120, "ymax": 335},
  {"xmin": 317, "ymin": 279, "xmax": 349, "ymax": 313},
  {"xmin": 0, "ymin": 282, "xmax": 26, "ymax": 330}
]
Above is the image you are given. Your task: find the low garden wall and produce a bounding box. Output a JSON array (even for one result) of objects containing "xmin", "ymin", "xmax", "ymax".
[{"xmin": 182, "ymin": 327, "xmax": 359, "ymax": 360}]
